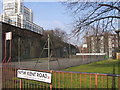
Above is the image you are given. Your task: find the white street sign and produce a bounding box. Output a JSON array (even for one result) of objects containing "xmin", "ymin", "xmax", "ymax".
[
  {"xmin": 17, "ymin": 69, "xmax": 52, "ymax": 83},
  {"xmin": 6, "ymin": 32, "xmax": 12, "ymax": 40}
]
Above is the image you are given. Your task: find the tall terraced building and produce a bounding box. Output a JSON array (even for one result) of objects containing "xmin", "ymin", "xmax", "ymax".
[{"xmin": 0, "ymin": 0, "xmax": 44, "ymax": 34}]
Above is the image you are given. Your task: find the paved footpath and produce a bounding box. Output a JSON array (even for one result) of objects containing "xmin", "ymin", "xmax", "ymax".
[{"xmin": 12, "ymin": 58, "xmax": 103, "ymax": 70}]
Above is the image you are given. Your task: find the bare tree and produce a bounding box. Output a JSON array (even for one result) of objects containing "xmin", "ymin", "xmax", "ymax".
[
  {"xmin": 54, "ymin": 28, "xmax": 69, "ymax": 43},
  {"xmin": 42, "ymin": 28, "xmax": 69, "ymax": 48},
  {"xmin": 64, "ymin": 0, "xmax": 120, "ymax": 36}
]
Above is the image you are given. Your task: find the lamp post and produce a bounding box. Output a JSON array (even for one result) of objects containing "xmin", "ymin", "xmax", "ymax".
[{"xmin": 48, "ymin": 34, "xmax": 50, "ymax": 70}]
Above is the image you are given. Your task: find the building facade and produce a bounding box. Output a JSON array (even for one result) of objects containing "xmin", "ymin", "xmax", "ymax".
[
  {"xmin": 86, "ymin": 33, "xmax": 118, "ymax": 58},
  {"xmin": 0, "ymin": 0, "xmax": 43, "ymax": 34}
]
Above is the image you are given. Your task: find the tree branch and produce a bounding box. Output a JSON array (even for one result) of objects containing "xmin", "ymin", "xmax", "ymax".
[
  {"xmin": 99, "ymin": 4, "xmax": 120, "ymax": 12},
  {"xmin": 85, "ymin": 16, "xmax": 120, "ymax": 26}
]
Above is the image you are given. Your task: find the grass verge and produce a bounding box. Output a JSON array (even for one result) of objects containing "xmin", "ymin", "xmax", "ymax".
[{"xmin": 63, "ymin": 59, "xmax": 119, "ymax": 74}]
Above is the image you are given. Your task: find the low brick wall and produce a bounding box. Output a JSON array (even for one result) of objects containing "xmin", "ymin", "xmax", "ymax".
[{"xmin": 71, "ymin": 55, "xmax": 106, "ymax": 60}]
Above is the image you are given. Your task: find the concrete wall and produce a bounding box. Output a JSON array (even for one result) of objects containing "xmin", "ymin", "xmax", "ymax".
[
  {"xmin": 1, "ymin": 22, "xmax": 79, "ymax": 62},
  {"xmin": 1, "ymin": 22, "xmax": 43, "ymax": 62}
]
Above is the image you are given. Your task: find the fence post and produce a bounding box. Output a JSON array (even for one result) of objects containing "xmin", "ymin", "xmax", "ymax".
[
  {"xmin": 118, "ymin": 77, "xmax": 120, "ymax": 90},
  {"xmin": 95, "ymin": 74, "xmax": 98, "ymax": 89},
  {"xmin": 20, "ymin": 79, "xmax": 22, "ymax": 89},
  {"xmin": 50, "ymin": 84, "xmax": 52, "ymax": 90},
  {"xmin": 50, "ymin": 70, "xmax": 53, "ymax": 90}
]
